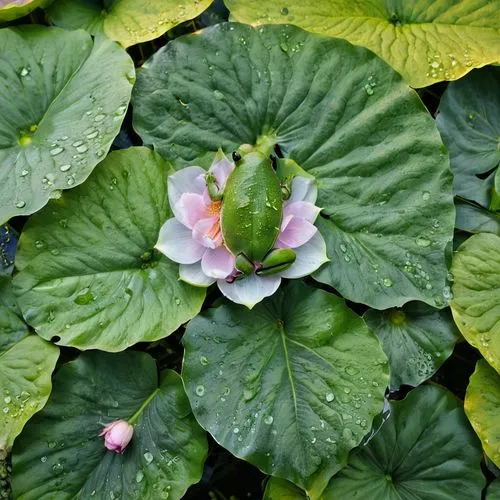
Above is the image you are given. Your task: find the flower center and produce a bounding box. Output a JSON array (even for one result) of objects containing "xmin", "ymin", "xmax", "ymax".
[{"xmin": 207, "ymin": 200, "xmax": 222, "ymax": 217}]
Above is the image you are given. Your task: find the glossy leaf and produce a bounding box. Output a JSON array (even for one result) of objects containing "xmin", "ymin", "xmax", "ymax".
[
  {"xmin": 364, "ymin": 303, "xmax": 460, "ymax": 390},
  {"xmin": 0, "ymin": 276, "xmax": 59, "ymax": 451},
  {"xmin": 324, "ymin": 385, "xmax": 485, "ymax": 499},
  {"xmin": 12, "ymin": 351, "xmax": 207, "ymax": 499},
  {"xmin": 455, "ymin": 200, "xmax": 500, "ymax": 236},
  {"xmin": 133, "ymin": 23, "xmax": 455, "ymax": 309},
  {"xmin": 14, "ymin": 147, "xmax": 206, "ymax": 351},
  {"xmin": 182, "ymin": 281, "xmax": 389, "ymax": 497},
  {"xmin": 47, "ymin": 0, "xmax": 213, "ymax": 48},
  {"xmin": 0, "ymin": 0, "xmax": 52, "ymax": 22},
  {"xmin": 465, "ymin": 359, "xmax": 500, "ymax": 468},
  {"xmin": 263, "ymin": 477, "xmax": 306, "ymax": 500},
  {"xmin": 451, "ymin": 233, "xmax": 500, "ymax": 374},
  {"xmin": 224, "ymin": 0, "xmax": 500, "ymax": 88},
  {"xmin": 0, "ymin": 26, "xmax": 134, "ymax": 224},
  {"xmin": 437, "ymin": 67, "xmax": 500, "ymax": 208}
]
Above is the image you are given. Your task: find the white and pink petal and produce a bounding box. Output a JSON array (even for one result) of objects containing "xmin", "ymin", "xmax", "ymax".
[
  {"xmin": 277, "ymin": 215, "xmax": 317, "ymax": 249},
  {"xmin": 174, "ymin": 193, "xmax": 208, "ymax": 229},
  {"xmin": 288, "ymin": 176, "xmax": 318, "ymax": 204},
  {"xmin": 201, "ymin": 246, "xmax": 235, "ymax": 279},
  {"xmin": 179, "ymin": 262, "xmax": 216, "ymax": 287},
  {"xmin": 168, "ymin": 166, "xmax": 206, "ymax": 214},
  {"xmin": 155, "ymin": 218, "xmax": 205, "ymax": 264},
  {"xmin": 283, "ymin": 201, "xmax": 321, "ymax": 223}
]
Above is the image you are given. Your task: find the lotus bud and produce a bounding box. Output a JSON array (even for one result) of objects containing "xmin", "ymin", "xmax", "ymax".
[{"xmin": 99, "ymin": 419, "xmax": 133, "ymax": 454}]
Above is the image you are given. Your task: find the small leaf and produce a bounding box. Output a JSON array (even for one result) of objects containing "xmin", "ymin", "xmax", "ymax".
[
  {"xmin": 224, "ymin": 0, "xmax": 500, "ymax": 87},
  {"xmin": 364, "ymin": 303, "xmax": 460, "ymax": 390},
  {"xmin": 0, "ymin": 277, "xmax": 59, "ymax": 451},
  {"xmin": 0, "ymin": 26, "xmax": 134, "ymax": 224},
  {"xmin": 14, "ymin": 147, "xmax": 206, "ymax": 351},
  {"xmin": 182, "ymin": 281, "xmax": 389, "ymax": 497},
  {"xmin": 47, "ymin": 0, "xmax": 213, "ymax": 47},
  {"xmin": 0, "ymin": 0, "xmax": 52, "ymax": 22},
  {"xmin": 465, "ymin": 359, "xmax": 500, "ymax": 468},
  {"xmin": 437, "ymin": 67, "xmax": 500, "ymax": 208},
  {"xmin": 264, "ymin": 477, "xmax": 306, "ymax": 500},
  {"xmin": 451, "ymin": 233, "xmax": 500, "ymax": 374},
  {"xmin": 12, "ymin": 351, "xmax": 208, "ymax": 498},
  {"xmin": 324, "ymin": 385, "xmax": 485, "ymax": 499}
]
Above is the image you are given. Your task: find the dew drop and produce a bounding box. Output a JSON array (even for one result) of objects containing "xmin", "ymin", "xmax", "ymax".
[
  {"xmin": 195, "ymin": 385, "xmax": 205, "ymax": 396},
  {"xmin": 422, "ymin": 191, "xmax": 430, "ymax": 201},
  {"xmin": 383, "ymin": 278, "xmax": 392, "ymax": 287},
  {"xmin": 60, "ymin": 164, "xmax": 71, "ymax": 172},
  {"xmin": 213, "ymin": 90, "xmax": 224, "ymax": 100},
  {"xmin": 264, "ymin": 415, "xmax": 274, "ymax": 425},
  {"xmin": 50, "ymin": 146, "xmax": 64, "ymax": 156},
  {"xmin": 415, "ymin": 236, "xmax": 431, "ymax": 247},
  {"xmin": 20, "ymin": 67, "xmax": 30, "ymax": 77},
  {"xmin": 16, "ymin": 200, "xmax": 26, "ymax": 208},
  {"xmin": 21, "ymin": 169, "xmax": 29, "ymax": 177},
  {"xmin": 135, "ymin": 470, "xmax": 144, "ymax": 483},
  {"xmin": 233, "ymin": 427, "xmax": 240, "ymax": 434},
  {"xmin": 143, "ymin": 452, "xmax": 154, "ymax": 464},
  {"xmin": 94, "ymin": 114, "xmax": 106, "ymax": 122},
  {"xmin": 325, "ymin": 392, "xmax": 335, "ymax": 402},
  {"xmin": 199, "ymin": 356, "xmax": 209, "ymax": 366}
]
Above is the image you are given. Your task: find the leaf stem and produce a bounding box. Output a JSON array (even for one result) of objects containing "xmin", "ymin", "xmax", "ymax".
[{"xmin": 128, "ymin": 388, "xmax": 159, "ymax": 426}]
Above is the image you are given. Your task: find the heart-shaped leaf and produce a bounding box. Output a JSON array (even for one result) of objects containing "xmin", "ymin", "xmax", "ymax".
[
  {"xmin": 14, "ymin": 147, "xmax": 206, "ymax": 351},
  {"xmin": 132, "ymin": 23, "xmax": 455, "ymax": 309},
  {"xmin": 12, "ymin": 351, "xmax": 208, "ymax": 499},
  {"xmin": 364, "ymin": 303, "xmax": 460, "ymax": 390},
  {"xmin": 47, "ymin": 0, "xmax": 213, "ymax": 48},
  {"xmin": 224, "ymin": 0, "xmax": 500, "ymax": 88},
  {"xmin": 0, "ymin": 0, "xmax": 52, "ymax": 22},
  {"xmin": 0, "ymin": 276, "xmax": 59, "ymax": 451},
  {"xmin": 450, "ymin": 233, "xmax": 500, "ymax": 374},
  {"xmin": 182, "ymin": 281, "xmax": 389, "ymax": 497},
  {"xmin": 437, "ymin": 67, "xmax": 500, "ymax": 209},
  {"xmin": 324, "ymin": 385, "xmax": 485, "ymax": 499},
  {"xmin": 465, "ymin": 359, "xmax": 500, "ymax": 468},
  {"xmin": 0, "ymin": 26, "xmax": 134, "ymax": 224}
]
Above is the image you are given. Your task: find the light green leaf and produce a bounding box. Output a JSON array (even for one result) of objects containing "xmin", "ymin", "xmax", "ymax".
[
  {"xmin": 450, "ymin": 233, "xmax": 500, "ymax": 374},
  {"xmin": 13, "ymin": 147, "xmax": 206, "ymax": 352},
  {"xmin": 224, "ymin": 0, "xmax": 500, "ymax": 88},
  {"xmin": 487, "ymin": 478, "xmax": 500, "ymax": 499},
  {"xmin": 132, "ymin": 23, "xmax": 455, "ymax": 309},
  {"xmin": 11, "ymin": 351, "xmax": 208, "ymax": 499},
  {"xmin": 0, "ymin": 0, "xmax": 52, "ymax": 22},
  {"xmin": 182, "ymin": 281, "xmax": 389, "ymax": 498},
  {"xmin": 0, "ymin": 277, "xmax": 59, "ymax": 451},
  {"xmin": 47, "ymin": 0, "xmax": 213, "ymax": 48},
  {"xmin": 437, "ymin": 67, "xmax": 500, "ymax": 208},
  {"xmin": 455, "ymin": 199, "xmax": 500, "ymax": 236},
  {"xmin": 465, "ymin": 359, "xmax": 500, "ymax": 468},
  {"xmin": 364, "ymin": 303, "xmax": 460, "ymax": 390},
  {"xmin": 324, "ymin": 385, "xmax": 485, "ymax": 499},
  {"xmin": 263, "ymin": 477, "xmax": 306, "ymax": 500},
  {"xmin": 0, "ymin": 26, "xmax": 134, "ymax": 224}
]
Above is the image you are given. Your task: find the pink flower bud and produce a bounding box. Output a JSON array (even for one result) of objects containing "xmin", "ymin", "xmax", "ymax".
[{"xmin": 99, "ymin": 420, "xmax": 133, "ymax": 453}]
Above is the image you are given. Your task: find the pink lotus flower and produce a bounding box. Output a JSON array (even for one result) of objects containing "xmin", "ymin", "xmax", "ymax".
[
  {"xmin": 100, "ymin": 420, "xmax": 133, "ymax": 453},
  {"xmin": 155, "ymin": 153, "xmax": 329, "ymax": 308}
]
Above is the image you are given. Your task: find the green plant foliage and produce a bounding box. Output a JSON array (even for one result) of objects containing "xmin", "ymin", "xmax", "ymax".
[
  {"xmin": 0, "ymin": 0, "xmax": 52, "ymax": 22},
  {"xmin": 182, "ymin": 281, "xmax": 389, "ymax": 498},
  {"xmin": 437, "ymin": 67, "xmax": 500, "ymax": 210},
  {"xmin": 487, "ymin": 478, "xmax": 500, "ymax": 499},
  {"xmin": 465, "ymin": 359, "xmax": 500, "ymax": 468},
  {"xmin": 364, "ymin": 303, "xmax": 461, "ymax": 390},
  {"xmin": 263, "ymin": 477, "xmax": 306, "ymax": 500},
  {"xmin": 0, "ymin": 277, "xmax": 59, "ymax": 451},
  {"xmin": 11, "ymin": 351, "xmax": 208, "ymax": 499},
  {"xmin": 324, "ymin": 385, "xmax": 486, "ymax": 499},
  {"xmin": 455, "ymin": 200, "xmax": 500, "ymax": 236},
  {"xmin": 0, "ymin": 26, "xmax": 134, "ymax": 224},
  {"xmin": 224, "ymin": 0, "xmax": 500, "ymax": 88},
  {"xmin": 451, "ymin": 233, "xmax": 500, "ymax": 374},
  {"xmin": 47, "ymin": 0, "xmax": 213, "ymax": 47},
  {"xmin": 133, "ymin": 22, "xmax": 455, "ymax": 310},
  {"xmin": 13, "ymin": 147, "xmax": 206, "ymax": 351}
]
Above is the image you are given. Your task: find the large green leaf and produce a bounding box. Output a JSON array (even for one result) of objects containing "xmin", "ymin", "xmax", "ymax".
[
  {"xmin": 364, "ymin": 303, "xmax": 460, "ymax": 390},
  {"xmin": 12, "ymin": 351, "xmax": 207, "ymax": 499},
  {"xmin": 263, "ymin": 477, "xmax": 306, "ymax": 500},
  {"xmin": 450, "ymin": 233, "xmax": 500, "ymax": 374},
  {"xmin": 133, "ymin": 23, "xmax": 455, "ymax": 309},
  {"xmin": 437, "ymin": 67, "xmax": 500, "ymax": 209},
  {"xmin": 0, "ymin": 276, "xmax": 59, "ymax": 451},
  {"xmin": 455, "ymin": 200, "xmax": 500, "ymax": 236},
  {"xmin": 0, "ymin": 0, "xmax": 52, "ymax": 22},
  {"xmin": 182, "ymin": 281, "xmax": 389, "ymax": 498},
  {"xmin": 324, "ymin": 385, "xmax": 485, "ymax": 499},
  {"xmin": 487, "ymin": 479, "xmax": 500, "ymax": 499},
  {"xmin": 47, "ymin": 0, "xmax": 213, "ymax": 48},
  {"xmin": 0, "ymin": 26, "xmax": 134, "ymax": 224},
  {"xmin": 13, "ymin": 147, "xmax": 206, "ymax": 352},
  {"xmin": 224, "ymin": 0, "xmax": 500, "ymax": 88},
  {"xmin": 465, "ymin": 359, "xmax": 500, "ymax": 468}
]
